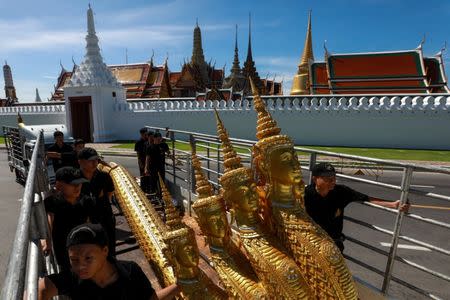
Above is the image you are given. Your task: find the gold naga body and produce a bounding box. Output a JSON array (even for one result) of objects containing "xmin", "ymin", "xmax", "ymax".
[
  {"xmin": 191, "ymin": 150, "xmax": 268, "ymax": 299},
  {"xmin": 99, "ymin": 163, "xmax": 175, "ymax": 286},
  {"xmin": 215, "ymin": 109, "xmax": 312, "ymax": 299},
  {"xmin": 250, "ymin": 77, "xmax": 358, "ymax": 299}
]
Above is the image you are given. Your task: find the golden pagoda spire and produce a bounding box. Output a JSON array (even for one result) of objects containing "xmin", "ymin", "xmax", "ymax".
[
  {"xmin": 290, "ymin": 11, "xmax": 314, "ymax": 95},
  {"xmin": 250, "ymin": 77, "xmax": 281, "ymax": 140},
  {"xmin": 191, "ymin": 149, "xmax": 214, "ymax": 198},
  {"xmin": 213, "ymin": 108, "xmax": 243, "ymax": 173},
  {"xmin": 159, "ymin": 175, "xmax": 182, "ymax": 229}
]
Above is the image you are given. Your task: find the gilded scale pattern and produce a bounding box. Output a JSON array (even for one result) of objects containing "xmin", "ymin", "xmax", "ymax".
[{"xmin": 99, "ymin": 163, "xmax": 175, "ymax": 286}]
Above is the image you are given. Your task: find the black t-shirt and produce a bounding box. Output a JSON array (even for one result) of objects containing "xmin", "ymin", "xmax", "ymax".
[
  {"xmin": 44, "ymin": 194, "xmax": 95, "ymax": 268},
  {"xmin": 81, "ymin": 170, "xmax": 115, "ymax": 224},
  {"xmin": 47, "ymin": 143, "xmax": 74, "ymax": 172},
  {"xmin": 304, "ymin": 184, "xmax": 368, "ymax": 240},
  {"xmin": 158, "ymin": 142, "xmax": 169, "ymax": 165},
  {"xmin": 61, "ymin": 151, "xmax": 80, "ymax": 169},
  {"xmin": 146, "ymin": 144, "xmax": 163, "ymax": 170},
  {"xmin": 134, "ymin": 139, "xmax": 147, "ymax": 162},
  {"xmin": 48, "ymin": 260, "xmax": 155, "ymax": 300}
]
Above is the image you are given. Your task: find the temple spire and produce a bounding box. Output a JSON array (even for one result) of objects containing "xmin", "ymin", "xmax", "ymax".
[
  {"xmin": 191, "ymin": 19, "xmax": 206, "ymax": 66},
  {"xmin": 290, "ymin": 11, "xmax": 314, "ymax": 95},
  {"xmin": 242, "ymin": 13, "xmax": 263, "ymax": 95},
  {"xmin": 246, "ymin": 13, "xmax": 253, "ymax": 63},
  {"xmin": 67, "ymin": 5, "xmax": 120, "ymax": 88},
  {"xmin": 231, "ymin": 24, "xmax": 241, "ymax": 75},
  {"xmin": 35, "ymin": 88, "xmax": 42, "ymax": 102}
]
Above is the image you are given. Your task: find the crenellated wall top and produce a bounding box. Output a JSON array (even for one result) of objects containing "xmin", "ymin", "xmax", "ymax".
[
  {"xmin": 124, "ymin": 95, "xmax": 450, "ymax": 113},
  {"xmin": 1, "ymin": 94, "xmax": 449, "ymax": 115}
]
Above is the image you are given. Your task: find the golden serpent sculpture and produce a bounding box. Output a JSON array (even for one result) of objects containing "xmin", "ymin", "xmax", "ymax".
[{"xmin": 98, "ymin": 80, "xmax": 361, "ymax": 298}]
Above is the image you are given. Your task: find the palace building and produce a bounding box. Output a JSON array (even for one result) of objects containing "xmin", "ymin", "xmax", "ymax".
[
  {"xmin": 291, "ymin": 12, "xmax": 449, "ymax": 95},
  {"xmin": 50, "ymin": 17, "xmax": 282, "ymax": 102}
]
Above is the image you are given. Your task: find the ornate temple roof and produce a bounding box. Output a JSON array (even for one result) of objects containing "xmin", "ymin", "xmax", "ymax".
[
  {"xmin": 67, "ymin": 5, "xmax": 121, "ymax": 88},
  {"xmin": 309, "ymin": 48, "xmax": 449, "ymax": 94}
]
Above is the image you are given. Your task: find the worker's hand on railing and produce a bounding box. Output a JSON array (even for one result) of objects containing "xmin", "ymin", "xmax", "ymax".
[
  {"xmin": 392, "ymin": 200, "xmax": 410, "ymax": 213},
  {"xmin": 40, "ymin": 238, "xmax": 52, "ymax": 256}
]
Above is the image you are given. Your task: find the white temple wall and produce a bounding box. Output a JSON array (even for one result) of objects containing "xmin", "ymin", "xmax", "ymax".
[
  {"xmin": 0, "ymin": 105, "xmax": 65, "ymax": 134},
  {"xmin": 1, "ymin": 95, "xmax": 449, "ymax": 149},
  {"xmin": 112, "ymin": 95, "xmax": 450, "ymax": 150}
]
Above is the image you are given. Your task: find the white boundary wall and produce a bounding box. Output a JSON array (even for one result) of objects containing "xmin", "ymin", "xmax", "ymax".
[
  {"xmin": 0, "ymin": 104, "xmax": 66, "ymax": 129},
  {"xmin": 1, "ymin": 95, "xmax": 449, "ymax": 149}
]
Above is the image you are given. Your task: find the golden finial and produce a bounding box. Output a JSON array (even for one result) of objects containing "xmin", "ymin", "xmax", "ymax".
[
  {"xmin": 291, "ymin": 11, "xmax": 314, "ymax": 95},
  {"xmin": 17, "ymin": 113, "xmax": 23, "ymax": 124},
  {"xmin": 214, "ymin": 109, "xmax": 252, "ymax": 192},
  {"xmin": 159, "ymin": 174, "xmax": 182, "ymax": 229},
  {"xmin": 191, "ymin": 149, "xmax": 214, "ymax": 198},
  {"xmin": 213, "ymin": 108, "xmax": 242, "ymax": 173},
  {"xmin": 250, "ymin": 77, "xmax": 281, "ymax": 140}
]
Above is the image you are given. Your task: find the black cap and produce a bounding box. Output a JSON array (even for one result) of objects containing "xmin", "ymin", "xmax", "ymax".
[
  {"xmin": 55, "ymin": 167, "xmax": 88, "ymax": 185},
  {"xmin": 66, "ymin": 223, "xmax": 109, "ymax": 249},
  {"xmin": 74, "ymin": 138, "xmax": 85, "ymax": 146},
  {"xmin": 311, "ymin": 162, "xmax": 336, "ymax": 177},
  {"xmin": 53, "ymin": 130, "xmax": 63, "ymax": 138},
  {"xmin": 78, "ymin": 147, "xmax": 100, "ymax": 161},
  {"xmin": 147, "ymin": 131, "xmax": 155, "ymax": 137},
  {"xmin": 139, "ymin": 127, "xmax": 147, "ymax": 134},
  {"xmin": 154, "ymin": 132, "xmax": 162, "ymax": 138}
]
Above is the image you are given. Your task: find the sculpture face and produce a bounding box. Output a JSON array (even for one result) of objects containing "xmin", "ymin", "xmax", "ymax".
[
  {"xmin": 206, "ymin": 209, "xmax": 228, "ymax": 239},
  {"xmin": 269, "ymin": 147, "xmax": 302, "ymax": 185},
  {"xmin": 175, "ymin": 238, "xmax": 199, "ymax": 268},
  {"xmin": 230, "ymin": 179, "xmax": 258, "ymax": 213}
]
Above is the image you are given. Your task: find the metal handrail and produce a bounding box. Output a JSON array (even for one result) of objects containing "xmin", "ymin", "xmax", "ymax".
[
  {"xmin": 1, "ymin": 130, "xmax": 56, "ymax": 300},
  {"xmin": 148, "ymin": 125, "xmax": 450, "ymax": 300}
]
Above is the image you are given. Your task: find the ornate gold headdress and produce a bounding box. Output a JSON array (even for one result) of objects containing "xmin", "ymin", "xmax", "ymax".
[
  {"xmin": 163, "ymin": 226, "xmax": 197, "ymax": 251},
  {"xmin": 159, "ymin": 175, "xmax": 183, "ymax": 229},
  {"xmin": 250, "ymin": 77, "xmax": 294, "ymax": 178},
  {"xmin": 191, "ymin": 150, "xmax": 226, "ymax": 218},
  {"xmin": 214, "ymin": 109, "xmax": 253, "ymax": 191}
]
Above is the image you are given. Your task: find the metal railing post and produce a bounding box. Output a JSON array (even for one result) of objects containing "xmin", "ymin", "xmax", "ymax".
[
  {"xmin": 186, "ymin": 157, "xmax": 192, "ymax": 216},
  {"xmin": 170, "ymin": 131, "xmax": 176, "ymax": 185},
  {"xmin": 381, "ymin": 166, "xmax": 413, "ymax": 294},
  {"xmin": 308, "ymin": 153, "xmax": 317, "ymax": 185},
  {"xmin": 216, "ymin": 143, "xmax": 221, "ymax": 191},
  {"xmin": 206, "ymin": 142, "xmax": 211, "ymax": 181},
  {"xmin": 1, "ymin": 131, "xmax": 42, "ymax": 300},
  {"xmin": 189, "ymin": 134, "xmax": 196, "ymax": 193}
]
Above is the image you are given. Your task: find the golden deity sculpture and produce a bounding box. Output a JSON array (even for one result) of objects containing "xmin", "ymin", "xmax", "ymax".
[
  {"xmin": 159, "ymin": 175, "xmax": 183, "ymax": 230},
  {"xmin": 215, "ymin": 109, "xmax": 313, "ymax": 299},
  {"xmin": 191, "ymin": 150, "xmax": 268, "ymax": 299},
  {"xmin": 163, "ymin": 227, "xmax": 228, "ymax": 299},
  {"xmin": 250, "ymin": 77, "xmax": 358, "ymax": 299},
  {"xmin": 99, "ymin": 163, "xmax": 175, "ymax": 286}
]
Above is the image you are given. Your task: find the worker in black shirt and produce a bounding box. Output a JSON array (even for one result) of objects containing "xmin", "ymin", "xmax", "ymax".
[
  {"xmin": 47, "ymin": 131, "xmax": 73, "ymax": 172},
  {"xmin": 38, "ymin": 223, "xmax": 180, "ymax": 300},
  {"xmin": 304, "ymin": 162, "xmax": 410, "ymax": 252},
  {"xmin": 42, "ymin": 167, "xmax": 94, "ymax": 271},
  {"xmin": 56, "ymin": 138, "xmax": 85, "ymax": 169},
  {"xmin": 142, "ymin": 131, "xmax": 155, "ymax": 193},
  {"xmin": 78, "ymin": 147, "xmax": 117, "ymax": 257},
  {"xmin": 134, "ymin": 128, "xmax": 148, "ymax": 177},
  {"xmin": 153, "ymin": 132, "xmax": 171, "ymax": 182}
]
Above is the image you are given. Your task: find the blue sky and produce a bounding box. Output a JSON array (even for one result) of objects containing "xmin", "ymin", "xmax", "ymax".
[{"xmin": 1, "ymin": 0, "xmax": 449, "ymax": 102}]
